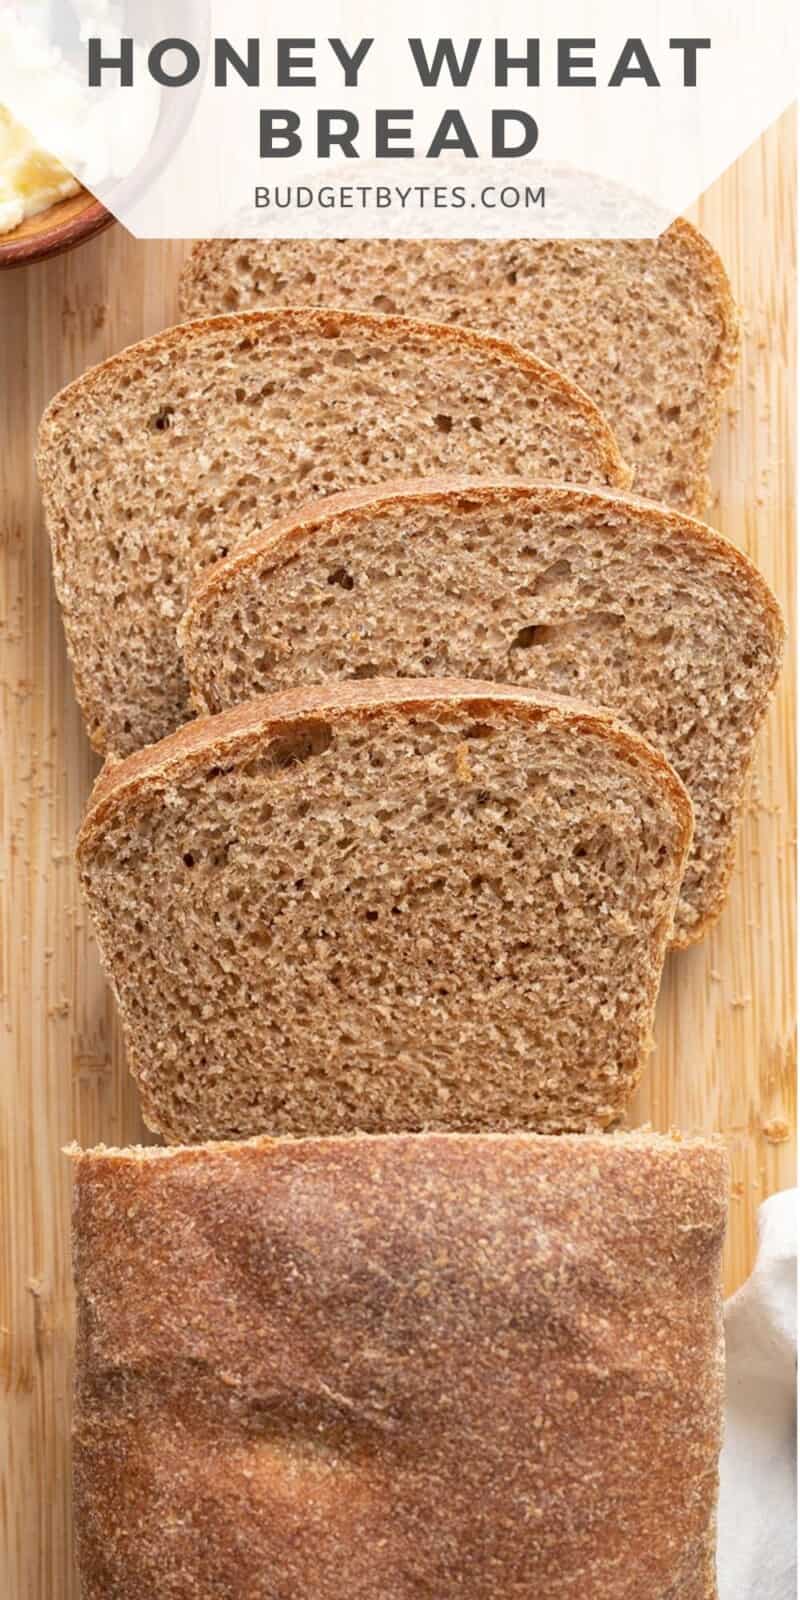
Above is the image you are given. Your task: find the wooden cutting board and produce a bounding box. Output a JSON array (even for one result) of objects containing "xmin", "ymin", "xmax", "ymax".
[{"xmin": 0, "ymin": 110, "xmax": 795, "ymax": 1598}]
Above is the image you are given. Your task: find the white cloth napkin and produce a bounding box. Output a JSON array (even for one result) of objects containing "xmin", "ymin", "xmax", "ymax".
[{"xmin": 718, "ymin": 1189, "xmax": 797, "ymax": 1599}]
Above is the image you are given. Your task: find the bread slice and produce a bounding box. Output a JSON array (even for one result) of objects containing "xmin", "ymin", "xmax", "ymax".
[
  {"xmin": 71, "ymin": 1129, "xmax": 728, "ymax": 1600},
  {"xmin": 77, "ymin": 678, "xmax": 692, "ymax": 1144},
  {"xmin": 181, "ymin": 480, "xmax": 783, "ymax": 948},
  {"xmin": 179, "ymin": 222, "xmax": 739, "ymax": 515},
  {"xmin": 37, "ymin": 308, "xmax": 629, "ymax": 757}
]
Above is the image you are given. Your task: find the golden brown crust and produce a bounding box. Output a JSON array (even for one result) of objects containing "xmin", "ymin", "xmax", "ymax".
[
  {"xmin": 666, "ymin": 217, "xmax": 741, "ymax": 377},
  {"xmin": 68, "ymin": 1124, "xmax": 725, "ymax": 1164},
  {"xmin": 72, "ymin": 1130, "xmax": 728, "ymax": 1600},
  {"xmin": 660, "ymin": 219, "xmax": 741, "ymax": 516},
  {"xmin": 78, "ymin": 676, "xmax": 694, "ymax": 866},
  {"xmin": 37, "ymin": 306, "xmax": 630, "ymax": 492}
]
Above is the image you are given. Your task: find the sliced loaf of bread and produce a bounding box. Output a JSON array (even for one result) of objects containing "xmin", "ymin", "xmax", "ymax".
[
  {"xmin": 179, "ymin": 222, "xmax": 739, "ymax": 514},
  {"xmin": 181, "ymin": 480, "xmax": 783, "ymax": 947},
  {"xmin": 37, "ymin": 309, "xmax": 628, "ymax": 757},
  {"xmin": 77, "ymin": 679, "xmax": 692, "ymax": 1144},
  {"xmin": 72, "ymin": 1130, "xmax": 728, "ymax": 1600}
]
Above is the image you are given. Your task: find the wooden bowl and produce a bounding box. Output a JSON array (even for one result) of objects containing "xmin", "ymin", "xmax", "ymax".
[{"xmin": 0, "ymin": 187, "xmax": 113, "ymax": 270}]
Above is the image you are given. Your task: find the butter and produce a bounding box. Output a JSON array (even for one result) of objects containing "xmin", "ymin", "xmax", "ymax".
[{"xmin": 0, "ymin": 104, "xmax": 80, "ymax": 236}]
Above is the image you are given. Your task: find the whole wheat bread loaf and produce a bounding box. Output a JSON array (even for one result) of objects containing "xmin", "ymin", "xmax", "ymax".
[
  {"xmin": 77, "ymin": 679, "xmax": 692, "ymax": 1144},
  {"xmin": 181, "ymin": 480, "xmax": 783, "ymax": 947},
  {"xmin": 72, "ymin": 1129, "xmax": 728, "ymax": 1600},
  {"xmin": 179, "ymin": 221, "xmax": 739, "ymax": 513},
  {"xmin": 37, "ymin": 309, "xmax": 628, "ymax": 757}
]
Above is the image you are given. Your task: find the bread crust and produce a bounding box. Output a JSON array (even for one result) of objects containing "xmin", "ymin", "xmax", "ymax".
[
  {"xmin": 71, "ymin": 1129, "xmax": 728, "ymax": 1600},
  {"xmin": 38, "ymin": 305, "xmax": 630, "ymax": 492},
  {"xmin": 664, "ymin": 219, "xmax": 741, "ymax": 513},
  {"xmin": 667, "ymin": 216, "xmax": 741, "ymax": 377},
  {"xmin": 79, "ymin": 676, "xmax": 694, "ymax": 865}
]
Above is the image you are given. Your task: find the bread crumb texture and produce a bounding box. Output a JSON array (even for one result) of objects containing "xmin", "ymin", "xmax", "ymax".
[
  {"xmin": 182, "ymin": 481, "xmax": 783, "ymax": 946},
  {"xmin": 37, "ymin": 308, "xmax": 626, "ymax": 756},
  {"xmin": 72, "ymin": 1130, "xmax": 728, "ymax": 1599},
  {"xmin": 179, "ymin": 222, "xmax": 739, "ymax": 514},
  {"xmin": 77, "ymin": 680, "xmax": 692, "ymax": 1144}
]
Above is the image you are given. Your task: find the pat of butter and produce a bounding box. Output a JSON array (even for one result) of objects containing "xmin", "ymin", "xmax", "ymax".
[{"xmin": 0, "ymin": 104, "xmax": 80, "ymax": 236}]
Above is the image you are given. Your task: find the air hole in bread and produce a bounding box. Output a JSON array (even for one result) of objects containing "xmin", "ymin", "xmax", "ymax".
[
  {"xmin": 516, "ymin": 612, "xmax": 627, "ymax": 652},
  {"xmin": 434, "ymin": 413, "xmax": 453, "ymax": 433},
  {"xmin": 327, "ymin": 567, "xmax": 355, "ymax": 591},
  {"xmin": 511, "ymin": 624, "xmax": 545, "ymax": 650},
  {"xmin": 268, "ymin": 722, "xmax": 334, "ymax": 771},
  {"xmin": 534, "ymin": 558, "xmax": 572, "ymax": 594},
  {"xmin": 151, "ymin": 406, "xmax": 175, "ymax": 432}
]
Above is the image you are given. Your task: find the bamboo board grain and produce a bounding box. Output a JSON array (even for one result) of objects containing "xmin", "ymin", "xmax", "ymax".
[{"xmin": 0, "ymin": 111, "xmax": 796, "ymax": 1599}]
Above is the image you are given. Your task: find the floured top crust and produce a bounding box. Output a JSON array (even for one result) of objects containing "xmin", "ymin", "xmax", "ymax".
[{"xmin": 72, "ymin": 1127, "xmax": 728, "ymax": 1600}]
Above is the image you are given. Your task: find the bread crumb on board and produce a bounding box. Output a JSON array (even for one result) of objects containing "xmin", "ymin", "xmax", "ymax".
[{"xmin": 762, "ymin": 1118, "xmax": 791, "ymax": 1144}]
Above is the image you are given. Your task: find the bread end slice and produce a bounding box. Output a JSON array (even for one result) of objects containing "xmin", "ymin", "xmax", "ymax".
[{"xmin": 72, "ymin": 1127, "xmax": 727, "ymax": 1600}]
